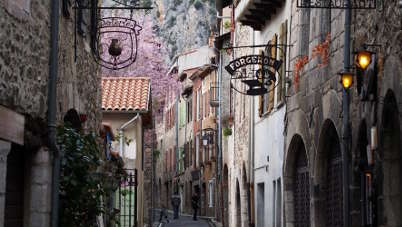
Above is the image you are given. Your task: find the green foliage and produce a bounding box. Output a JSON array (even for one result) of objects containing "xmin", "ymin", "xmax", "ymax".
[
  {"xmin": 153, "ymin": 149, "xmax": 160, "ymax": 160},
  {"xmin": 223, "ymin": 127, "xmax": 232, "ymax": 137},
  {"xmin": 223, "ymin": 20, "xmax": 232, "ymax": 30},
  {"xmin": 57, "ymin": 126, "xmax": 125, "ymax": 227}
]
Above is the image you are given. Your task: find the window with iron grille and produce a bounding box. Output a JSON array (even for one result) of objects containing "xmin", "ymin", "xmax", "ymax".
[
  {"xmin": 326, "ymin": 147, "xmax": 343, "ymax": 227},
  {"xmin": 294, "ymin": 150, "xmax": 310, "ymax": 227}
]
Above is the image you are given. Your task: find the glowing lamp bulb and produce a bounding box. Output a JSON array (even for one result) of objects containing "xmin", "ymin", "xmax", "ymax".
[
  {"xmin": 355, "ymin": 50, "xmax": 372, "ymax": 70},
  {"xmin": 339, "ymin": 71, "xmax": 354, "ymax": 89}
]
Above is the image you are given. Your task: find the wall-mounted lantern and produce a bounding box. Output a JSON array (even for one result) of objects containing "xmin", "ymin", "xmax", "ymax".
[
  {"xmin": 355, "ymin": 49, "xmax": 373, "ymax": 70},
  {"xmin": 339, "ymin": 71, "xmax": 354, "ymax": 89}
]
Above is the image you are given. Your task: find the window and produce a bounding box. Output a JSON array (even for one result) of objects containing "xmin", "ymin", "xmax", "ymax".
[
  {"xmin": 208, "ymin": 180, "xmax": 214, "ymax": 207},
  {"xmin": 189, "ymin": 141, "xmax": 193, "ymax": 167},
  {"xmin": 257, "ymin": 183, "xmax": 265, "ymax": 227},
  {"xmin": 196, "ymin": 90, "xmax": 201, "ymax": 120},
  {"xmin": 273, "ymin": 178, "xmax": 282, "ymax": 227},
  {"xmin": 195, "ymin": 135, "xmax": 200, "ymax": 167},
  {"xmin": 187, "ymin": 97, "xmax": 193, "ymax": 123}
]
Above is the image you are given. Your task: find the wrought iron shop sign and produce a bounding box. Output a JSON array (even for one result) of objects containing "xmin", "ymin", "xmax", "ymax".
[
  {"xmin": 225, "ymin": 55, "xmax": 282, "ymax": 74},
  {"xmin": 94, "ymin": 17, "xmax": 142, "ymax": 70},
  {"xmin": 296, "ymin": 0, "xmax": 376, "ymax": 9},
  {"xmin": 225, "ymin": 55, "xmax": 283, "ymax": 96}
]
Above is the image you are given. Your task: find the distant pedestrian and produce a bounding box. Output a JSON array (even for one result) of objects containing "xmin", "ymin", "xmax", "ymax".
[
  {"xmin": 159, "ymin": 205, "xmax": 169, "ymax": 223},
  {"xmin": 171, "ymin": 193, "xmax": 181, "ymax": 219},
  {"xmin": 191, "ymin": 192, "xmax": 200, "ymax": 221}
]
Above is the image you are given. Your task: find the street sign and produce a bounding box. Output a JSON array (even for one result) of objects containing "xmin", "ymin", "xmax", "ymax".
[{"xmin": 296, "ymin": 0, "xmax": 376, "ymax": 9}]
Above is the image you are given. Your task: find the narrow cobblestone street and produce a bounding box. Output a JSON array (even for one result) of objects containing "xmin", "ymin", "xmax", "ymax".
[{"xmin": 164, "ymin": 215, "xmax": 209, "ymax": 227}]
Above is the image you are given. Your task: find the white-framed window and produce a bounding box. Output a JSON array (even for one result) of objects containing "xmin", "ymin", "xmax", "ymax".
[
  {"xmin": 208, "ymin": 180, "xmax": 214, "ymax": 207},
  {"xmin": 197, "ymin": 89, "xmax": 201, "ymax": 120}
]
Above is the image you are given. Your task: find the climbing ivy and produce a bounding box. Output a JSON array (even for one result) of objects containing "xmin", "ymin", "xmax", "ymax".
[{"xmin": 57, "ymin": 126, "xmax": 125, "ymax": 227}]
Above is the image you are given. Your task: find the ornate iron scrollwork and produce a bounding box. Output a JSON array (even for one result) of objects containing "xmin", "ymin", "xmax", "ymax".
[
  {"xmin": 226, "ymin": 54, "xmax": 282, "ymax": 96},
  {"xmin": 71, "ymin": 0, "xmax": 152, "ymax": 70},
  {"xmin": 94, "ymin": 17, "xmax": 142, "ymax": 70}
]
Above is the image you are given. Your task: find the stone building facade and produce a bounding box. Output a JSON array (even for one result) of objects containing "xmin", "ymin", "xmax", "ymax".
[
  {"xmin": 0, "ymin": 0, "xmax": 101, "ymax": 226},
  {"xmin": 283, "ymin": 1, "xmax": 402, "ymax": 227},
  {"xmin": 154, "ymin": 46, "xmax": 221, "ymax": 219}
]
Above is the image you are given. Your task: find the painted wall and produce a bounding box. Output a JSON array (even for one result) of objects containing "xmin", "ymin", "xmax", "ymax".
[
  {"xmin": 102, "ymin": 112, "xmax": 145, "ymax": 227},
  {"xmin": 251, "ymin": 0, "xmax": 291, "ymax": 225}
]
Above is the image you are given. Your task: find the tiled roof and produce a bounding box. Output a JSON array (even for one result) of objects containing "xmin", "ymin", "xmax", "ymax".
[{"xmin": 102, "ymin": 77, "xmax": 150, "ymax": 112}]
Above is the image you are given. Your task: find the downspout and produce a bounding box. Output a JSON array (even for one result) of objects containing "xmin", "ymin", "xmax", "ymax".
[
  {"xmin": 175, "ymin": 94, "xmax": 179, "ymax": 192},
  {"xmin": 248, "ymin": 29, "xmax": 256, "ymax": 227},
  {"xmin": 49, "ymin": 0, "xmax": 60, "ymax": 226},
  {"xmin": 342, "ymin": 1, "xmax": 351, "ymax": 227},
  {"xmin": 119, "ymin": 113, "xmax": 140, "ymax": 157}
]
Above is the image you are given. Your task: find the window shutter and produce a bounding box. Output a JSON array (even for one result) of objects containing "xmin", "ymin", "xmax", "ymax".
[
  {"xmin": 278, "ymin": 20, "xmax": 287, "ymax": 104},
  {"xmin": 268, "ymin": 34, "xmax": 277, "ymax": 112}
]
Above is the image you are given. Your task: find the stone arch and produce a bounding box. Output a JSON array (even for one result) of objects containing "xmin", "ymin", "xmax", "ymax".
[
  {"xmin": 377, "ymin": 89, "xmax": 402, "ymax": 227},
  {"xmin": 223, "ymin": 165, "xmax": 229, "ymax": 227},
  {"xmin": 235, "ymin": 178, "xmax": 241, "ymax": 227},
  {"xmin": 284, "ymin": 134, "xmax": 310, "ymax": 227},
  {"xmin": 314, "ymin": 119, "xmax": 343, "ymax": 227}
]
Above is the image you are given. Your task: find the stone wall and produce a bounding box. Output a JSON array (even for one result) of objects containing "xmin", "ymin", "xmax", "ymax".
[
  {"xmin": 0, "ymin": 0, "xmax": 101, "ymax": 226},
  {"xmin": 227, "ymin": 21, "xmax": 253, "ymax": 227},
  {"xmin": 284, "ymin": 0, "xmax": 402, "ymax": 226}
]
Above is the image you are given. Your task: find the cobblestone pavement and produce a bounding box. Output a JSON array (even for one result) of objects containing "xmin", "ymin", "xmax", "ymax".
[{"xmin": 164, "ymin": 215, "xmax": 210, "ymax": 227}]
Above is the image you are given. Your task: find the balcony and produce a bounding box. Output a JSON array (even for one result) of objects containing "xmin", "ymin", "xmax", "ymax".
[{"xmin": 236, "ymin": 0, "xmax": 285, "ymax": 31}]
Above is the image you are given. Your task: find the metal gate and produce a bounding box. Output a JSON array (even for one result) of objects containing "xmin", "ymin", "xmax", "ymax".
[
  {"xmin": 294, "ymin": 151, "xmax": 310, "ymax": 227},
  {"xmin": 116, "ymin": 169, "xmax": 138, "ymax": 227},
  {"xmin": 326, "ymin": 149, "xmax": 343, "ymax": 227}
]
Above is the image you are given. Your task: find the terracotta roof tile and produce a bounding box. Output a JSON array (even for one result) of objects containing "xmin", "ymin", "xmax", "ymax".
[{"xmin": 102, "ymin": 77, "xmax": 150, "ymax": 112}]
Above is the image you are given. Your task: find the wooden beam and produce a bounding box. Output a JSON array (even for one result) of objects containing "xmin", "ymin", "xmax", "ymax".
[
  {"xmin": 244, "ymin": 14, "xmax": 265, "ymax": 25},
  {"xmin": 240, "ymin": 20, "xmax": 262, "ymax": 30}
]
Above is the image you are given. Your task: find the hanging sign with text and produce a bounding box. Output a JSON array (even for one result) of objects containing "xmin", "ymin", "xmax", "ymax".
[
  {"xmin": 296, "ymin": 0, "xmax": 376, "ymax": 9},
  {"xmin": 225, "ymin": 55, "xmax": 282, "ymax": 75}
]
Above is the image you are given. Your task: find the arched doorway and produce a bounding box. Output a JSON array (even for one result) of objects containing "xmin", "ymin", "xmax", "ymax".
[
  {"xmin": 223, "ymin": 165, "xmax": 229, "ymax": 227},
  {"xmin": 242, "ymin": 164, "xmax": 249, "ymax": 227},
  {"xmin": 236, "ymin": 179, "xmax": 241, "ymax": 227},
  {"xmin": 5, "ymin": 144, "xmax": 25, "ymax": 227},
  {"xmin": 356, "ymin": 120, "xmax": 372, "ymax": 226},
  {"xmin": 378, "ymin": 90, "xmax": 402, "ymax": 227},
  {"xmin": 292, "ymin": 135, "xmax": 310, "ymax": 227},
  {"xmin": 316, "ymin": 120, "xmax": 343, "ymax": 227}
]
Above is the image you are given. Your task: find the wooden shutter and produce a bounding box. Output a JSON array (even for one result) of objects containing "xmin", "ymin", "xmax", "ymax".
[
  {"xmin": 268, "ymin": 34, "xmax": 277, "ymax": 112},
  {"xmin": 278, "ymin": 20, "xmax": 287, "ymax": 104}
]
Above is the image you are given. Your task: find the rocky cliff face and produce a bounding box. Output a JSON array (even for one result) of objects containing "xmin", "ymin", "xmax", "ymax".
[{"xmin": 153, "ymin": 0, "xmax": 217, "ymax": 59}]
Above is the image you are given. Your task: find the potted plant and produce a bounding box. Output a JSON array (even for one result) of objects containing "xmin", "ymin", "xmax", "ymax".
[{"xmin": 223, "ymin": 127, "xmax": 232, "ymax": 137}]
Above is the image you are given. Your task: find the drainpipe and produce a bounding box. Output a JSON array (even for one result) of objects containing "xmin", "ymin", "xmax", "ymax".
[
  {"xmin": 342, "ymin": 1, "xmax": 351, "ymax": 227},
  {"xmin": 49, "ymin": 0, "xmax": 60, "ymax": 226},
  {"xmin": 119, "ymin": 113, "xmax": 140, "ymax": 157},
  {"xmin": 248, "ymin": 29, "xmax": 256, "ymax": 227}
]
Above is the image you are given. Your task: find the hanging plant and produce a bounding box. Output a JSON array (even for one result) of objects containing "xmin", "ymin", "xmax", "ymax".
[
  {"xmin": 223, "ymin": 127, "xmax": 232, "ymax": 137},
  {"xmin": 312, "ymin": 33, "xmax": 331, "ymax": 67},
  {"xmin": 293, "ymin": 55, "xmax": 309, "ymax": 88}
]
